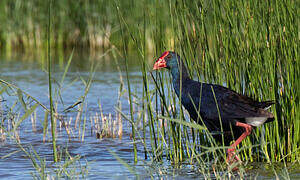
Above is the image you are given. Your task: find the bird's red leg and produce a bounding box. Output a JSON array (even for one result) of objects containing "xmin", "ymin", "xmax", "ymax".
[{"xmin": 227, "ymin": 122, "xmax": 252, "ymax": 163}]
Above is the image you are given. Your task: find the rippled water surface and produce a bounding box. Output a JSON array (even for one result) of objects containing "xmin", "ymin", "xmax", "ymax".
[{"xmin": 0, "ymin": 53, "xmax": 150, "ymax": 179}]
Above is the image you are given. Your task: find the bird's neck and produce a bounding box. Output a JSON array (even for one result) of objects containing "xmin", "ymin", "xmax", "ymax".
[{"xmin": 170, "ymin": 65, "xmax": 190, "ymax": 90}]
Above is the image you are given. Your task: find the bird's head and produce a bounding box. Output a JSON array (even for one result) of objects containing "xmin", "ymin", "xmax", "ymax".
[{"xmin": 153, "ymin": 51, "xmax": 181, "ymax": 70}]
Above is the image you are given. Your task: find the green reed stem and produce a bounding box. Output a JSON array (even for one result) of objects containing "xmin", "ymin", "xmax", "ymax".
[
  {"xmin": 47, "ymin": 0, "xmax": 57, "ymax": 162},
  {"xmin": 115, "ymin": 3, "xmax": 137, "ymax": 163}
]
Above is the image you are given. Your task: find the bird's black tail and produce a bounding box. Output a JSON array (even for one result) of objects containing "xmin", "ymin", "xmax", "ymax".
[
  {"xmin": 259, "ymin": 100, "xmax": 275, "ymax": 123},
  {"xmin": 259, "ymin": 100, "xmax": 275, "ymax": 109}
]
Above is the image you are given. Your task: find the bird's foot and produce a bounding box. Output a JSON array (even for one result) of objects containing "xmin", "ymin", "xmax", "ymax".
[
  {"xmin": 226, "ymin": 148, "xmax": 241, "ymax": 171},
  {"xmin": 226, "ymin": 148, "xmax": 240, "ymax": 164}
]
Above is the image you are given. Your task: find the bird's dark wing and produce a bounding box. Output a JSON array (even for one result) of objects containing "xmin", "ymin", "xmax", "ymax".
[
  {"xmin": 185, "ymin": 81, "xmax": 274, "ymax": 121},
  {"xmin": 216, "ymin": 87, "xmax": 274, "ymax": 119}
]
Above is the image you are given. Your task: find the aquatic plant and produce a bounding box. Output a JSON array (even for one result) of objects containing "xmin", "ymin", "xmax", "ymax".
[{"xmin": 0, "ymin": 0, "xmax": 298, "ymax": 178}]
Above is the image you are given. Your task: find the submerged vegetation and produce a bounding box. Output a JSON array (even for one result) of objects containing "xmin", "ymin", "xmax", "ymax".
[{"xmin": 0, "ymin": 0, "xmax": 299, "ymax": 178}]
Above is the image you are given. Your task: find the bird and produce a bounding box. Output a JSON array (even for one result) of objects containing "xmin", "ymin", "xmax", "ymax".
[{"xmin": 153, "ymin": 51, "xmax": 275, "ymax": 163}]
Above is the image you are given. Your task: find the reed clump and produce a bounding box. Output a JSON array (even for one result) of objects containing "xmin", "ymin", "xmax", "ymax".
[{"xmin": 113, "ymin": 0, "xmax": 299, "ymax": 172}]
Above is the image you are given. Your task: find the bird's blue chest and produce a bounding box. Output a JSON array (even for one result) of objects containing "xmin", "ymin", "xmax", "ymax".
[{"xmin": 173, "ymin": 82, "xmax": 194, "ymax": 108}]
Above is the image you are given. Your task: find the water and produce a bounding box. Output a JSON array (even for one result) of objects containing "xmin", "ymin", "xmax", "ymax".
[
  {"xmin": 0, "ymin": 52, "xmax": 299, "ymax": 179},
  {"xmin": 0, "ymin": 52, "xmax": 149, "ymax": 179}
]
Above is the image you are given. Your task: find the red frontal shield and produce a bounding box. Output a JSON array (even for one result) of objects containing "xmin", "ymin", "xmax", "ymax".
[{"xmin": 153, "ymin": 51, "xmax": 169, "ymax": 70}]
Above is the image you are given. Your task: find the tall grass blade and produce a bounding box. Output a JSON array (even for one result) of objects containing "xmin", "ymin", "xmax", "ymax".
[{"xmin": 47, "ymin": 0, "xmax": 58, "ymax": 162}]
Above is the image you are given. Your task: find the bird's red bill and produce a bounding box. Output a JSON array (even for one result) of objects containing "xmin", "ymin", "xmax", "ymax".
[{"xmin": 153, "ymin": 51, "xmax": 169, "ymax": 70}]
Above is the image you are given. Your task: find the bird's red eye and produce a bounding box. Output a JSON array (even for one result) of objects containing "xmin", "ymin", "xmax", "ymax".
[{"xmin": 166, "ymin": 54, "xmax": 172, "ymax": 59}]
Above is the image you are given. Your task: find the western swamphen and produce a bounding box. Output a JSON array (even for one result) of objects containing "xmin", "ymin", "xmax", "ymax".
[{"xmin": 153, "ymin": 51, "xmax": 275, "ymax": 162}]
